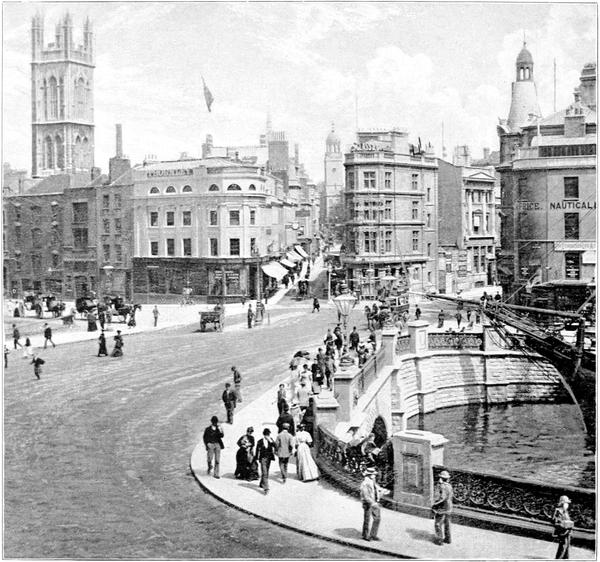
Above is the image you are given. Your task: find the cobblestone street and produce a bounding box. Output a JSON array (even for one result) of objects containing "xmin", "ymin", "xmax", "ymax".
[{"xmin": 4, "ymin": 301, "xmax": 379, "ymax": 559}]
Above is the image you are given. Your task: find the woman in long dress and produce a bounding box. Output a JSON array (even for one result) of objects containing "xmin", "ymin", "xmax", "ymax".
[
  {"xmin": 295, "ymin": 423, "xmax": 319, "ymax": 482},
  {"xmin": 235, "ymin": 427, "xmax": 258, "ymax": 481}
]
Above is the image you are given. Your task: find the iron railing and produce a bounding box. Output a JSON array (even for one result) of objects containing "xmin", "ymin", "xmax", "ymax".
[
  {"xmin": 433, "ymin": 466, "xmax": 595, "ymax": 530},
  {"xmin": 396, "ymin": 334, "xmax": 411, "ymax": 355},
  {"xmin": 428, "ymin": 332, "xmax": 484, "ymax": 350}
]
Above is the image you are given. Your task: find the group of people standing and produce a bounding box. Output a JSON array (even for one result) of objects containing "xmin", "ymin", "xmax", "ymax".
[{"xmin": 97, "ymin": 330, "xmax": 124, "ymax": 357}]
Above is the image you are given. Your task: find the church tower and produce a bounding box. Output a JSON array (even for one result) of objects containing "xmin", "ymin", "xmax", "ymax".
[
  {"xmin": 31, "ymin": 13, "xmax": 95, "ymax": 177},
  {"xmin": 506, "ymin": 42, "xmax": 541, "ymax": 131},
  {"xmin": 323, "ymin": 123, "xmax": 344, "ymax": 224}
]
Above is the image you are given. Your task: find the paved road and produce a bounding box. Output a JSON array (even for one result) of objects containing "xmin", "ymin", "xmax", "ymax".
[{"xmin": 4, "ymin": 301, "xmax": 383, "ymax": 559}]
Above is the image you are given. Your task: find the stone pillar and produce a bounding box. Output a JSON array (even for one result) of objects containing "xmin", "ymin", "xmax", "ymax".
[
  {"xmin": 380, "ymin": 327, "xmax": 398, "ymax": 365},
  {"xmin": 333, "ymin": 363, "xmax": 360, "ymax": 422},
  {"xmin": 314, "ymin": 392, "xmax": 340, "ymax": 436},
  {"xmin": 407, "ymin": 320, "xmax": 429, "ymax": 354},
  {"xmin": 391, "ymin": 430, "xmax": 448, "ymax": 513}
]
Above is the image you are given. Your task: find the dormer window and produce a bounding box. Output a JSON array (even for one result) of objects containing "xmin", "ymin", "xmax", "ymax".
[
  {"xmin": 149, "ymin": 187, "xmax": 160, "ymax": 194},
  {"xmin": 209, "ymin": 184, "xmax": 219, "ymax": 191},
  {"xmin": 165, "ymin": 186, "xmax": 176, "ymax": 194},
  {"xmin": 182, "ymin": 185, "xmax": 192, "ymax": 193},
  {"xmin": 227, "ymin": 184, "xmax": 241, "ymax": 191}
]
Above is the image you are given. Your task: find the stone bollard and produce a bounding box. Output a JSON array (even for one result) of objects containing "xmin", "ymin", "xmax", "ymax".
[
  {"xmin": 407, "ymin": 320, "xmax": 429, "ymax": 355},
  {"xmin": 380, "ymin": 327, "xmax": 398, "ymax": 365},
  {"xmin": 391, "ymin": 430, "xmax": 447, "ymax": 514},
  {"xmin": 332, "ymin": 361, "xmax": 360, "ymax": 422}
]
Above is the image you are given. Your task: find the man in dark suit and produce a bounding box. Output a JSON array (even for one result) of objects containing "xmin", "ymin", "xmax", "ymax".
[
  {"xmin": 222, "ymin": 383, "xmax": 237, "ymax": 424},
  {"xmin": 203, "ymin": 415, "xmax": 224, "ymax": 479},
  {"xmin": 276, "ymin": 383, "xmax": 288, "ymax": 415},
  {"xmin": 276, "ymin": 403, "xmax": 295, "ymax": 435},
  {"xmin": 255, "ymin": 428, "xmax": 277, "ymax": 494},
  {"xmin": 275, "ymin": 423, "xmax": 294, "ymax": 483}
]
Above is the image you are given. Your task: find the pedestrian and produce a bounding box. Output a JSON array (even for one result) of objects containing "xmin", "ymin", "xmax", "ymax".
[
  {"xmin": 235, "ymin": 426, "xmax": 258, "ymax": 481},
  {"xmin": 4, "ymin": 345, "xmax": 10, "ymax": 368},
  {"xmin": 311, "ymin": 361, "xmax": 323, "ymax": 394},
  {"xmin": 111, "ymin": 330, "xmax": 124, "ymax": 357},
  {"xmin": 12, "ymin": 324, "xmax": 22, "ymax": 349},
  {"xmin": 323, "ymin": 329, "xmax": 334, "ymax": 349},
  {"xmin": 432, "ymin": 470, "xmax": 453, "ymax": 545},
  {"xmin": 295, "ymin": 423, "xmax": 319, "ymax": 481},
  {"xmin": 98, "ymin": 310, "xmax": 106, "ymax": 330},
  {"xmin": 43, "ymin": 323, "xmax": 56, "ymax": 348},
  {"xmin": 324, "ymin": 353, "xmax": 336, "ymax": 390},
  {"xmin": 415, "ymin": 305, "xmax": 422, "ymax": 320},
  {"xmin": 254, "ymin": 427, "xmax": 277, "ymax": 495},
  {"xmin": 334, "ymin": 332, "xmax": 344, "ymax": 357},
  {"xmin": 301, "ymin": 397, "xmax": 316, "ymax": 436},
  {"xmin": 276, "ymin": 383, "xmax": 288, "ymax": 415},
  {"xmin": 466, "ymin": 308, "xmax": 472, "ymax": 323},
  {"xmin": 295, "ymin": 380, "xmax": 310, "ymax": 413},
  {"xmin": 275, "ymin": 422, "xmax": 294, "ymax": 483},
  {"xmin": 222, "ymin": 382, "xmax": 237, "ymax": 424},
  {"xmin": 30, "ymin": 353, "xmax": 45, "ymax": 380},
  {"xmin": 97, "ymin": 331, "xmax": 108, "ymax": 357},
  {"xmin": 475, "ymin": 309, "xmax": 481, "ymax": 323},
  {"xmin": 231, "ymin": 365, "xmax": 243, "ymax": 402},
  {"xmin": 203, "ymin": 415, "xmax": 224, "ymax": 479},
  {"xmin": 312, "ymin": 296, "xmax": 320, "ymax": 313},
  {"xmin": 247, "ymin": 304, "xmax": 254, "ymax": 329},
  {"xmin": 153, "ymin": 305, "xmax": 160, "ymax": 327},
  {"xmin": 553, "ymin": 495, "xmax": 574, "ymax": 559},
  {"xmin": 437, "ymin": 309, "xmax": 445, "ymax": 329},
  {"xmin": 276, "ymin": 403, "xmax": 296, "ymax": 435},
  {"xmin": 455, "ymin": 310, "xmax": 463, "ymax": 328},
  {"xmin": 87, "ymin": 311, "xmax": 98, "ymax": 332},
  {"xmin": 360, "ymin": 467, "xmax": 382, "ymax": 541},
  {"xmin": 23, "ymin": 337, "xmax": 33, "ymax": 359},
  {"xmin": 349, "ymin": 326, "xmax": 360, "ymax": 351}
]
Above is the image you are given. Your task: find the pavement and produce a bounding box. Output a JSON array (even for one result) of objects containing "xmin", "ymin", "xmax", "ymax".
[{"xmin": 190, "ymin": 377, "xmax": 595, "ymax": 560}]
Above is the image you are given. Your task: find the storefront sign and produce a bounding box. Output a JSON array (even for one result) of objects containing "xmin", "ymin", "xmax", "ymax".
[
  {"xmin": 518, "ymin": 201, "xmax": 542, "ymax": 211},
  {"xmin": 549, "ymin": 201, "xmax": 596, "ymax": 210},
  {"xmin": 214, "ymin": 270, "xmax": 240, "ymax": 282},
  {"xmin": 554, "ymin": 241, "xmax": 596, "ymax": 252},
  {"xmin": 146, "ymin": 168, "xmax": 193, "ymax": 178}
]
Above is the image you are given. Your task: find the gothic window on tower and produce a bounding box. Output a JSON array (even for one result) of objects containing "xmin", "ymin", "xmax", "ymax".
[
  {"xmin": 48, "ymin": 76, "xmax": 58, "ymax": 119},
  {"xmin": 76, "ymin": 77, "xmax": 85, "ymax": 119},
  {"xmin": 43, "ymin": 79, "xmax": 48, "ymax": 120},
  {"xmin": 45, "ymin": 136, "xmax": 54, "ymax": 169},
  {"xmin": 55, "ymin": 135, "xmax": 64, "ymax": 170},
  {"xmin": 59, "ymin": 78, "xmax": 64, "ymax": 119}
]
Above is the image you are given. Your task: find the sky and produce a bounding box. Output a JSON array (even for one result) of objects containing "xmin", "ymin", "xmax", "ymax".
[{"xmin": 2, "ymin": 2, "xmax": 597, "ymax": 183}]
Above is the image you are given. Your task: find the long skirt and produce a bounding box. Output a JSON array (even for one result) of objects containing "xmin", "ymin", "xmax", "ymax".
[{"xmin": 296, "ymin": 442, "xmax": 319, "ymax": 481}]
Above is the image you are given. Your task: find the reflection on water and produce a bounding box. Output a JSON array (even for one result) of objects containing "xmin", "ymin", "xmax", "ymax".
[{"xmin": 408, "ymin": 402, "xmax": 595, "ymax": 489}]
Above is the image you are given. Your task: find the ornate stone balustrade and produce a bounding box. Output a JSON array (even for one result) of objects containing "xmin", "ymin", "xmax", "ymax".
[
  {"xmin": 433, "ymin": 466, "xmax": 595, "ymax": 531},
  {"xmin": 395, "ymin": 334, "xmax": 410, "ymax": 355},
  {"xmin": 428, "ymin": 332, "xmax": 484, "ymax": 350}
]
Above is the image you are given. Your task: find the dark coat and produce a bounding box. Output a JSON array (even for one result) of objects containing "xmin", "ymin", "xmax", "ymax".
[
  {"xmin": 222, "ymin": 389, "xmax": 237, "ymax": 408},
  {"xmin": 203, "ymin": 424, "xmax": 225, "ymax": 449},
  {"xmin": 254, "ymin": 437, "xmax": 277, "ymax": 461},
  {"xmin": 276, "ymin": 412, "xmax": 296, "ymax": 435}
]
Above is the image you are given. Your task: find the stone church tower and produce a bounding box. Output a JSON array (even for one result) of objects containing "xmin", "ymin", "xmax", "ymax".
[{"xmin": 31, "ymin": 13, "xmax": 95, "ymax": 177}]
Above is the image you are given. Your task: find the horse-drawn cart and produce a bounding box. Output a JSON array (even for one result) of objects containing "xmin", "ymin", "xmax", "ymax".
[{"xmin": 199, "ymin": 305, "xmax": 225, "ymax": 332}]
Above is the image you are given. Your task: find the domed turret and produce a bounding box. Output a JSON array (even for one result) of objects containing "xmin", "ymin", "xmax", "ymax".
[
  {"xmin": 507, "ymin": 42, "xmax": 540, "ymax": 130},
  {"xmin": 515, "ymin": 41, "xmax": 534, "ymax": 82},
  {"xmin": 516, "ymin": 44, "xmax": 533, "ymax": 66},
  {"xmin": 325, "ymin": 123, "xmax": 341, "ymax": 154}
]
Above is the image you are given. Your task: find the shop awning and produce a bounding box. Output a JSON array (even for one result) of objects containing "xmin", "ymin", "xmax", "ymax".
[
  {"xmin": 280, "ymin": 258, "xmax": 296, "ymax": 268},
  {"xmin": 582, "ymin": 251, "xmax": 596, "ymax": 264},
  {"xmin": 287, "ymin": 251, "xmax": 302, "ymax": 262},
  {"xmin": 294, "ymin": 245, "xmax": 309, "ymax": 259},
  {"xmin": 261, "ymin": 261, "xmax": 289, "ymax": 280}
]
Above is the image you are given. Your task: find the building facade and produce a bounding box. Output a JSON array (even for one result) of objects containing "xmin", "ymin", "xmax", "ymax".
[
  {"xmin": 321, "ymin": 124, "xmax": 345, "ymax": 230},
  {"xmin": 438, "ymin": 151, "xmax": 499, "ymax": 293},
  {"xmin": 31, "ymin": 13, "xmax": 95, "ymax": 177},
  {"xmin": 130, "ymin": 156, "xmax": 312, "ymax": 302},
  {"xmin": 342, "ymin": 129, "xmax": 438, "ymax": 298},
  {"xmin": 497, "ymin": 47, "xmax": 596, "ymax": 298}
]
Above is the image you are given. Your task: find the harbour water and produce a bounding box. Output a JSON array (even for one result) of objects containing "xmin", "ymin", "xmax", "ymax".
[{"xmin": 408, "ymin": 402, "xmax": 594, "ymax": 489}]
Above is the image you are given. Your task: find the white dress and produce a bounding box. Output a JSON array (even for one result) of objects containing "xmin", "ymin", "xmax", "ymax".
[{"xmin": 295, "ymin": 430, "xmax": 319, "ymax": 481}]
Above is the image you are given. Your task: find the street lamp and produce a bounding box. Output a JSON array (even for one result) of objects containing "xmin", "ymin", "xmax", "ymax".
[
  {"xmin": 327, "ymin": 263, "xmax": 333, "ymax": 302},
  {"xmin": 333, "ymin": 284, "xmax": 357, "ymax": 368}
]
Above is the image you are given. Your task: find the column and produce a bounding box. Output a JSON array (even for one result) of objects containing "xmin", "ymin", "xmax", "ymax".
[{"xmin": 407, "ymin": 320, "xmax": 429, "ymax": 354}]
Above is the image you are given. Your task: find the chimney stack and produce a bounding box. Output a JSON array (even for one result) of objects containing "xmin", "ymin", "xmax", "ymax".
[{"xmin": 115, "ymin": 124, "xmax": 123, "ymax": 158}]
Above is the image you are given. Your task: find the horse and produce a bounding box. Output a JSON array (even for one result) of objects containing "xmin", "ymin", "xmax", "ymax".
[
  {"xmin": 115, "ymin": 303, "xmax": 142, "ymax": 324},
  {"xmin": 75, "ymin": 297, "xmax": 98, "ymax": 319}
]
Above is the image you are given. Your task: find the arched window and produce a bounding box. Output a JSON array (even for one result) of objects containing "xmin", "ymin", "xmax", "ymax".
[
  {"xmin": 182, "ymin": 185, "xmax": 192, "ymax": 193},
  {"xmin": 248, "ymin": 184, "xmax": 256, "ymax": 191},
  {"xmin": 55, "ymin": 135, "xmax": 64, "ymax": 170},
  {"xmin": 208, "ymin": 184, "xmax": 219, "ymax": 191},
  {"xmin": 48, "ymin": 76, "xmax": 58, "ymax": 119},
  {"xmin": 76, "ymin": 77, "xmax": 85, "ymax": 119},
  {"xmin": 58, "ymin": 78, "xmax": 64, "ymax": 118},
  {"xmin": 45, "ymin": 136, "xmax": 54, "ymax": 169},
  {"xmin": 149, "ymin": 187, "xmax": 160, "ymax": 194},
  {"xmin": 42, "ymin": 79, "xmax": 48, "ymax": 120},
  {"xmin": 82, "ymin": 137, "xmax": 89, "ymax": 169},
  {"xmin": 227, "ymin": 184, "xmax": 241, "ymax": 191},
  {"xmin": 165, "ymin": 186, "xmax": 176, "ymax": 193},
  {"xmin": 74, "ymin": 136, "xmax": 82, "ymax": 169}
]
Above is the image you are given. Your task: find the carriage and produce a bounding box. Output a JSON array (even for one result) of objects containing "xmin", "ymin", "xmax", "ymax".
[
  {"xmin": 100, "ymin": 295, "xmax": 141, "ymax": 324},
  {"xmin": 199, "ymin": 304, "xmax": 225, "ymax": 332}
]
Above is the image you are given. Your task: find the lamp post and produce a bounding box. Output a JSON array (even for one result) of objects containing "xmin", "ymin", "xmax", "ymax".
[
  {"xmin": 327, "ymin": 263, "xmax": 332, "ymax": 302},
  {"xmin": 333, "ymin": 284, "xmax": 357, "ymax": 368}
]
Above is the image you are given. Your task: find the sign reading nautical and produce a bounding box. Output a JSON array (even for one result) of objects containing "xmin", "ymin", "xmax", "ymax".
[
  {"xmin": 146, "ymin": 168, "xmax": 194, "ymax": 178},
  {"xmin": 549, "ymin": 201, "xmax": 596, "ymax": 210}
]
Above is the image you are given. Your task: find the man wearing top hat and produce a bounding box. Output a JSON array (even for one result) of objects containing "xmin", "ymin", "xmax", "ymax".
[
  {"xmin": 359, "ymin": 466, "xmax": 383, "ymax": 541},
  {"xmin": 553, "ymin": 495, "xmax": 574, "ymax": 559},
  {"xmin": 432, "ymin": 470, "xmax": 453, "ymax": 545}
]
